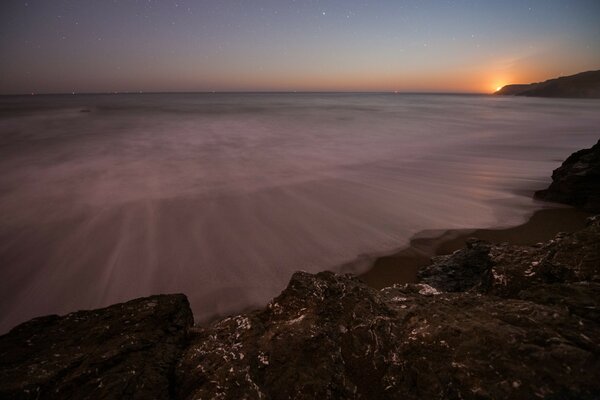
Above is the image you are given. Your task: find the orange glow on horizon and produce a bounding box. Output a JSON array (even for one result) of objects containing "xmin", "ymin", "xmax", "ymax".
[{"xmin": 490, "ymin": 78, "xmax": 509, "ymax": 93}]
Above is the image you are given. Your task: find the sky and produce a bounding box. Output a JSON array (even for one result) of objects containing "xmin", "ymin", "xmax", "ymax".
[{"xmin": 0, "ymin": 0, "xmax": 599, "ymax": 94}]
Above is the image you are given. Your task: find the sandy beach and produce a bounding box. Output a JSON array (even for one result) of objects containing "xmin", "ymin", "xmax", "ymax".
[{"xmin": 359, "ymin": 206, "xmax": 592, "ymax": 289}]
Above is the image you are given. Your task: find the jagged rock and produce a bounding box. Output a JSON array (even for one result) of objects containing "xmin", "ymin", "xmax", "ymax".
[
  {"xmin": 1, "ymin": 227, "xmax": 598, "ymax": 400},
  {"xmin": 0, "ymin": 294, "xmax": 193, "ymax": 400},
  {"xmin": 518, "ymin": 282, "xmax": 600, "ymax": 322},
  {"xmin": 1, "ymin": 218, "xmax": 599, "ymax": 400},
  {"xmin": 175, "ymin": 234, "xmax": 600, "ymax": 400},
  {"xmin": 417, "ymin": 238, "xmax": 494, "ymax": 292},
  {"xmin": 419, "ymin": 216, "xmax": 600, "ymax": 299},
  {"xmin": 535, "ymin": 139, "xmax": 600, "ymax": 212}
]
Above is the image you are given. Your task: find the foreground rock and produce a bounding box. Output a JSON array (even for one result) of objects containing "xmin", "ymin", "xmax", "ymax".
[
  {"xmin": 0, "ymin": 295, "xmax": 193, "ymax": 400},
  {"xmin": 495, "ymin": 69, "xmax": 600, "ymax": 98},
  {"xmin": 419, "ymin": 216, "xmax": 600, "ymax": 297},
  {"xmin": 2, "ymin": 219, "xmax": 598, "ymax": 399},
  {"xmin": 535, "ymin": 139, "xmax": 600, "ymax": 212},
  {"xmin": 176, "ymin": 218, "xmax": 600, "ymax": 399}
]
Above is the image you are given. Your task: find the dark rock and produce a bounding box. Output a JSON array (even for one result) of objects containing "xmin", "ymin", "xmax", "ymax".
[
  {"xmin": 535, "ymin": 139, "xmax": 600, "ymax": 212},
  {"xmin": 1, "ymin": 225, "xmax": 598, "ymax": 400},
  {"xmin": 175, "ymin": 217, "xmax": 600, "ymax": 400},
  {"xmin": 0, "ymin": 294, "xmax": 193, "ymax": 400},
  {"xmin": 1, "ymin": 218, "xmax": 599, "ymax": 400},
  {"xmin": 495, "ymin": 69, "xmax": 600, "ymax": 98},
  {"xmin": 418, "ymin": 238, "xmax": 494, "ymax": 292},
  {"xmin": 518, "ymin": 283, "xmax": 600, "ymax": 323},
  {"xmin": 419, "ymin": 216, "xmax": 600, "ymax": 299}
]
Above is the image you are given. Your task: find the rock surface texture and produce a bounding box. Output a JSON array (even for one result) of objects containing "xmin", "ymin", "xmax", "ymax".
[
  {"xmin": 1, "ymin": 224, "xmax": 599, "ymax": 400},
  {"xmin": 175, "ymin": 218, "xmax": 600, "ymax": 399},
  {"xmin": 0, "ymin": 294, "xmax": 193, "ymax": 400},
  {"xmin": 535, "ymin": 139, "xmax": 600, "ymax": 212}
]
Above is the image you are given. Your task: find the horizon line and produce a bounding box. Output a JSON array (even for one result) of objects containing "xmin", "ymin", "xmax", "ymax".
[{"xmin": 0, "ymin": 90, "xmax": 490, "ymax": 97}]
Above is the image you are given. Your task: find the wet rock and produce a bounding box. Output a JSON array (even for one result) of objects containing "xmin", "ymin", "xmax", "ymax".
[
  {"xmin": 535, "ymin": 139, "xmax": 600, "ymax": 212},
  {"xmin": 0, "ymin": 294, "xmax": 193, "ymax": 400}
]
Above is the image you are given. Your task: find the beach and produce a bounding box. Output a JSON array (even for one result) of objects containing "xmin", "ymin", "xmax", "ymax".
[{"xmin": 359, "ymin": 206, "xmax": 592, "ymax": 289}]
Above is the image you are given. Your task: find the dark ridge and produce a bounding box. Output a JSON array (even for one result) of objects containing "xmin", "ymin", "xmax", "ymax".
[{"xmin": 495, "ymin": 69, "xmax": 600, "ymax": 98}]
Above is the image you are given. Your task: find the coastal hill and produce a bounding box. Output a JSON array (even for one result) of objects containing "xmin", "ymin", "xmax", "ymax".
[
  {"xmin": 0, "ymin": 141, "xmax": 599, "ymax": 399},
  {"xmin": 495, "ymin": 69, "xmax": 600, "ymax": 98}
]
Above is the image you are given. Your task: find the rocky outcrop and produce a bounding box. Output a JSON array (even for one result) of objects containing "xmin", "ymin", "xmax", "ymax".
[
  {"xmin": 174, "ymin": 217, "xmax": 600, "ymax": 400},
  {"xmin": 420, "ymin": 214, "xmax": 600, "ymax": 295},
  {"xmin": 416, "ymin": 238, "xmax": 493, "ymax": 292},
  {"xmin": 1, "ymin": 221, "xmax": 599, "ymax": 400},
  {"xmin": 495, "ymin": 69, "xmax": 600, "ymax": 98},
  {"xmin": 535, "ymin": 139, "xmax": 600, "ymax": 212},
  {"xmin": 419, "ymin": 216, "xmax": 600, "ymax": 299},
  {"xmin": 0, "ymin": 295, "xmax": 193, "ymax": 400}
]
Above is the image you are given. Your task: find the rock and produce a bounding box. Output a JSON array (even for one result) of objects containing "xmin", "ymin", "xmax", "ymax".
[
  {"xmin": 1, "ymin": 220, "xmax": 599, "ymax": 400},
  {"xmin": 175, "ymin": 271, "xmax": 392, "ymax": 400},
  {"xmin": 535, "ymin": 140, "xmax": 600, "ymax": 212},
  {"xmin": 419, "ymin": 216, "xmax": 600, "ymax": 298},
  {"xmin": 417, "ymin": 238, "xmax": 493, "ymax": 292},
  {"xmin": 2, "ymin": 138, "xmax": 600, "ymax": 399},
  {"xmin": 518, "ymin": 282, "xmax": 600, "ymax": 323},
  {"xmin": 495, "ymin": 69, "xmax": 600, "ymax": 98},
  {"xmin": 175, "ymin": 223, "xmax": 600, "ymax": 400},
  {"xmin": 0, "ymin": 294, "xmax": 193, "ymax": 400}
]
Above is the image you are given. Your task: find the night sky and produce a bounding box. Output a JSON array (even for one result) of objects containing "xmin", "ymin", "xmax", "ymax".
[{"xmin": 1, "ymin": 0, "xmax": 599, "ymax": 94}]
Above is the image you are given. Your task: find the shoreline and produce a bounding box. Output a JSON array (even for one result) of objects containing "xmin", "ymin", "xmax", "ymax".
[
  {"xmin": 358, "ymin": 206, "xmax": 592, "ymax": 289},
  {"xmin": 199, "ymin": 204, "xmax": 592, "ymax": 326},
  {"xmin": 3, "ymin": 205, "xmax": 597, "ymax": 398}
]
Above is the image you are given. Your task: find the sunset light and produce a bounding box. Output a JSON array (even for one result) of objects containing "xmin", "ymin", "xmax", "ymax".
[{"xmin": 1, "ymin": 1, "xmax": 600, "ymax": 397}]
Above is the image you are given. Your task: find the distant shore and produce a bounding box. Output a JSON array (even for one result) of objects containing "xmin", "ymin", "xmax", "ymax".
[{"xmin": 359, "ymin": 206, "xmax": 592, "ymax": 289}]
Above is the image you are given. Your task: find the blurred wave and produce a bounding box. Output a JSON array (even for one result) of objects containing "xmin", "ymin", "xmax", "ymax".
[{"xmin": 0, "ymin": 93, "xmax": 599, "ymax": 332}]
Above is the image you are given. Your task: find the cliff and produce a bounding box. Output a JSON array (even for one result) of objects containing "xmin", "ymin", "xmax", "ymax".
[{"xmin": 495, "ymin": 70, "xmax": 600, "ymax": 98}]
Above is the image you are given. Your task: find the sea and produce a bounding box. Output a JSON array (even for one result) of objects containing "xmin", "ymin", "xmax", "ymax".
[{"xmin": 1, "ymin": 92, "xmax": 599, "ymax": 332}]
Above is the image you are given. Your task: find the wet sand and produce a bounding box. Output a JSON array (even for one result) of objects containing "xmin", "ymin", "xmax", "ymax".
[{"xmin": 359, "ymin": 207, "xmax": 592, "ymax": 289}]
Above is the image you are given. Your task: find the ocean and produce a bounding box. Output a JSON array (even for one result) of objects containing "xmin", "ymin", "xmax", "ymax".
[{"xmin": 1, "ymin": 93, "xmax": 599, "ymax": 332}]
